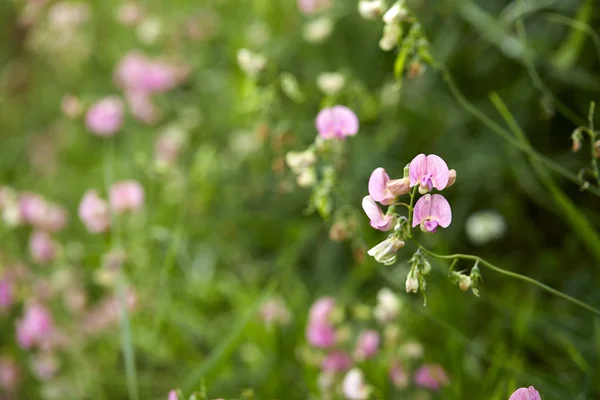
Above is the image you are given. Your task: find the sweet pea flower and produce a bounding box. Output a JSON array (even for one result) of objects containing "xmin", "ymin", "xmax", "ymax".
[
  {"xmin": 412, "ymin": 194, "xmax": 452, "ymax": 233},
  {"xmin": 367, "ymin": 236, "xmax": 405, "ymax": 264},
  {"xmin": 509, "ymin": 387, "xmax": 541, "ymax": 400},
  {"xmin": 168, "ymin": 390, "xmax": 178, "ymax": 400},
  {"xmin": 414, "ymin": 364, "xmax": 449, "ymax": 391},
  {"xmin": 409, "ymin": 154, "xmax": 450, "ymax": 194},
  {"xmin": 16, "ymin": 303, "xmax": 54, "ymax": 350},
  {"xmin": 85, "ymin": 96, "xmax": 125, "ymax": 136},
  {"xmin": 315, "ymin": 106, "xmax": 359, "ymax": 140},
  {"xmin": 362, "ymin": 196, "xmax": 395, "ymax": 231},
  {"xmin": 342, "ymin": 368, "xmax": 370, "ymax": 400},
  {"xmin": 29, "ymin": 231, "xmax": 57, "ymax": 264},
  {"xmin": 306, "ymin": 321, "xmax": 336, "ymax": 348},
  {"xmin": 116, "ymin": 52, "xmax": 180, "ymax": 94},
  {"xmin": 354, "ymin": 330, "xmax": 380, "ymax": 360},
  {"xmin": 309, "ymin": 297, "xmax": 336, "ymax": 324},
  {"xmin": 297, "ymin": 0, "xmax": 331, "ymax": 15},
  {"xmin": 368, "ymin": 167, "xmax": 410, "ymax": 205},
  {"xmin": 126, "ymin": 91, "xmax": 160, "ymax": 125},
  {"xmin": 321, "ymin": 351, "xmax": 352, "ymax": 373},
  {"xmin": 78, "ymin": 190, "xmax": 111, "ymax": 233},
  {"xmin": 110, "ymin": 180, "xmax": 144, "ymax": 214}
]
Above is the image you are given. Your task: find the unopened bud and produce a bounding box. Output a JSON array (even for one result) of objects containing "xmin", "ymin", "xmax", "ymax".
[
  {"xmin": 447, "ymin": 169, "xmax": 457, "ymax": 188},
  {"xmin": 358, "ymin": 0, "xmax": 386, "ymax": 20},
  {"xmin": 458, "ymin": 275, "xmax": 472, "ymax": 291},
  {"xmin": 367, "ymin": 236, "xmax": 405, "ymax": 265},
  {"xmin": 382, "ymin": 2, "xmax": 407, "ymax": 24},
  {"xmin": 285, "ymin": 150, "xmax": 316, "ymax": 173},
  {"xmin": 405, "ymin": 275, "xmax": 419, "ymax": 293},
  {"xmin": 386, "ymin": 177, "xmax": 410, "ymax": 196},
  {"xmin": 407, "ymin": 61, "xmax": 425, "ymax": 79},
  {"xmin": 379, "ymin": 23, "xmax": 401, "ymax": 51},
  {"xmin": 421, "ymin": 259, "xmax": 431, "ymax": 275},
  {"xmin": 571, "ymin": 130, "xmax": 583, "ymax": 153},
  {"xmin": 297, "ymin": 168, "xmax": 317, "ymax": 188},
  {"xmin": 329, "ymin": 222, "xmax": 348, "ymax": 242},
  {"xmin": 303, "ymin": 17, "xmax": 333, "ymax": 43}
]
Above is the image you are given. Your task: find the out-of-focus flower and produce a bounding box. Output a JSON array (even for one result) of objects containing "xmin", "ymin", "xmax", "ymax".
[
  {"xmin": 412, "ymin": 194, "xmax": 452, "ymax": 233},
  {"xmin": 1, "ymin": 187, "xmax": 23, "ymax": 227},
  {"xmin": 137, "ymin": 16, "xmax": 162, "ymax": 44},
  {"xmin": 342, "ymin": 368, "xmax": 370, "ymax": 400},
  {"xmin": 155, "ymin": 126, "xmax": 186, "ymax": 169},
  {"xmin": 297, "ymin": 0, "xmax": 331, "ymax": 15},
  {"xmin": 309, "ymin": 297, "xmax": 336, "ymax": 324},
  {"xmin": 409, "ymin": 154, "xmax": 450, "ymax": 194},
  {"xmin": 373, "ymin": 287, "xmax": 401, "ymax": 323},
  {"xmin": 61, "ymin": 94, "xmax": 83, "ymax": 119},
  {"xmin": 367, "ymin": 236, "xmax": 404, "ymax": 264},
  {"xmin": 303, "ymin": 17, "xmax": 333, "ymax": 43},
  {"xmin": 400, "ymin": 340, "xmax": 423, "ymax": 359},
  {"xmin": 297, "ymin": 168, "xmax": 317, "ymax": 188},
  {"xmin": 362, "ymin": 196, "xmax": 395, "ymax": 231},
  {"xmin": 358, "ymin": 0, "xmax": 387, "ymax": 19},
  {"xmin": 382, "ymin": 1, "xmax": 407, "ymax": 24},
  {"xmin": 389, "ymin": 360, "xmax": 409, "ymax": 388},
  {"xmin": 236, "ymin": 49, "xmax": 267, "ymax": 78},
  {"xmin": 31, "ymin": 353, "xmax": 59, "ymax": 380},
  {"xmin": 321, "ymin": 351, "xmax": 352, "ymax": 373},
  {"xmin": 82, "ymin": 289, "xmax": 137, "ymax": 335},
  {"xmin": 85, "ymin": 97, "xmax": 125, "ymax": 137},
  {"xmin": 379, "ymin": 22, "xmax": 401, "ymax": 51},
  {"xmin": 116, "ymin": 52, "xmax": 182, "ymax": 95},
  {"xmin": 354, "ymin": 330, "xmax": 380, "ymax": 360},
  {"xmin": 316, "ymin": 106, "xmax": 359, "ymax": 139},
  {"xmin": 414, "ymin": 364, "xmax": 449, "ymax": 391},
  {"xmin": 317, "ymin": 72, "xmax": 345, "ymax": 96},
  {"xmin": 78, "ymin": 190, "xmax": 111, "ymax": 233},
  {"xmin": 29, "ymin": 231, "xmax": 57, "ymax": 264},
  {"xmin": 19, "ymin": 194, "xmax": 68, "ymax": 232},
  {"xmin": 16, "ymin": 303, "xmax": 54, "ymax": 350},
  {"xmin": 285, "ymin": 150, "xmax": 317, "ymax": 174},
  {"xmin": 0, "ymin": 356, "xmax": 20, "ymax": 391},
  {"xmin": 125, "ymin": 91, "xmax": 160, "ymax": 125},
  {"xmin": 0, "ymin": 278, "xmax": 14, "ymax": 312},
  {"xmin": 47, "ymin": 2, "xmax": 90, "ymax": 31},
  {"xmin": 110, "ymin": 180, "xmax": 144, "ymax": 214},
  {"xmin": 307, "ymin": 321, "xmax": 336, "ymax": 348},
  {"xmin": 465, "ymin": 210, "xmax": 506, "ymax": 245},
  {"xmin": 259, "ymin": 298, "xmax": 291, "ymax": 326},
  {"xmin": 117, "ymin": 3, "xmax": 143, "ymax": 26},
  {"xmin": 509, "ymin": 386, "xmax": 541, "ymax": 400},
  {"xmin": 168, "ymin": 390, "xmax": 178, "ymax": 400}
]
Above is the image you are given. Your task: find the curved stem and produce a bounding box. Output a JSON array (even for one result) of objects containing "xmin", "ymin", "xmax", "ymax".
[
  {"xmin": 406, "ymin": 187, "xmax": 417, "ymax": 238},
  {"xmin": 418, "ymin": 246, "xmax": 600, "ymax": 317},
  {"xmin": 587, "ymin": 102, "xmax": 600, "ymax": 187}
]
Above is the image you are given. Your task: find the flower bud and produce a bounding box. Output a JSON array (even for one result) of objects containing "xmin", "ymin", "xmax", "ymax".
[
  {"xmin": 358, "ymin": 0, "xmax": 386, "ymax": 20},
  {"xmin": 382, "ymin": 2, "xmax": 407, "ymax": 24},
  {"xmin": 458, "ymin": 274, "xmax": 472, "ymax": 291},
  {"xmin": 421, "ymin": 259, "xmax": 431, "ymax": 275},
  {"xmin": 386, "ymin": 177, "xmax": 410, "ymax": 196},
  {"xmin": 447, "ymin": 169, "xmax": 457, "ymax": 188},
  {"xmin": 373, "ymin": 287, "xmax": 401, "ymax": 323},
  {"xmin": 571, "ymin": 129, "xmax": 582, "ymax": 153},
  {"xmin": 379, "ymin": 23, "xmax": 401, "ymax": 51},
  {"xmin": 405, "ymin": 275, "xmax": 419, "ymax": 293},
  {"xmin": 297, "ymin": 168, "xmax": 317, "ymax": 188},
  {"xmin": 285, "ymin": 150, "xmax": 316, "ymax": 173},
  {"xmin": 367, "ymin": 236, "xmax": 405, "ymax": 265}
]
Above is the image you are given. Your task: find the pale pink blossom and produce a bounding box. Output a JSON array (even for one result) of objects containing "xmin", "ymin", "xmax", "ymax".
[
  {"xmin": 412, "ymin": 194, "xmax": 452, "ymax": 233},
  {"xmin": 78, "ymin": 190, "xmax": 110, "ymax": 233},
  {"xmin": 342, "ymin": 368, "xmax": 369, "ymax": 400},
  {"xmin": 0, "ymin": 356, "xmax": 20, "ymax": 391},
  {"xmin": 414, "ymin": 364, "xmax": 449, "ymax": 391},
  {"xmin": 389, "ymin": 360, "xmax": 409, "ymax": 388},
  {"xmin": 19, "ymin": 194, "xmax": 67, "ymax": 232},
  {"xmin": 115, "ymin": 52, "xmax": 180, "ymax": 94},
  {"xmin": 354, "ymin": 330, "xmax": 380, "ymax": 360},
  {"xmin": 110, "ymin": 180, "xmax": 144, "ymax": 214},
  {"xmin": 309, "ymin": 297, "xmax": 336, "ymax": 324},
  {"xmin": 306, "ymin": 321, "xmax": 336, "ymax": 349},
  {"xmin": 86, "ymin": 96, "xmax": 124, "ymax": 136},
  {"xmin": 125, "ymin": 91, "xmax": 160, "ymax": 125},
  {"xmin": 321, "ymin": 351, "xmax": 352, "ymax": 373},
  {"xmin": 368, "ymin": 168, "xmax": 409, "ymax": 205},
  {"xmin": 168, "ymin": 390, "xmax": 178, "ymax": 400},
  {"xmin": 315, "ymin": 106, "xmax": 359, "ymax": 140},
  {"xmin": 259, "ymin": 298, "xmax": 291, "ymax": 326},
  {"xmin": 29, "ymin": 231, "xmax": 57, "ymax": 264},
  {"xmin": 31, "ymin": 353, "xmax": 59, "ymax": 380},
  {"xmin": 509, "ymin": 387, "xmax": 541, "ymax": 400},
  {"xmin": 0, "ymin": 279, "xmax": 14, "ymax": 312},
  {"xmin": 298, "ymin": 0, "xmax": 332, "ymax": 15},
  {"xmin": 409, "ymin": 154, "xmax": 450, "ymax": 193},
  {"xmin": 117, "ymin": 3, "xmax": 143, "ymax": 26},
  {"xmin": 362, "ymin": 196, "xmax": 395, "ymax": 231},
  {"xmin": 61, "ymin": 94, "xmax": 83, "ymax": 119},
  {"xmin": 16, "ymin": 304, "xmax": 54, "ymax": 350}
]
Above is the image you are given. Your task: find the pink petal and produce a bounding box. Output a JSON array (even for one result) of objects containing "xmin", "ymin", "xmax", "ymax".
[
  {"xmin": 509, "ymin": 387, "xmax": 541, "ymax": 400},
  {"xmin": 409, "ymin": 154, "xmax": 427, "ymax": 187},
  {"xmin": 412, "ymin": 194, "xmax": 431, "ymax": 227},
  {"xmin": 362, "ymin": 196, "xmax": 394, "ymax": 231},
  {"xmin": 430, "ymin": 194, "xmax": 451, "ymax": 227},
  {"xmin": 315, "ymin": 108, "xmax": 336, "ymax": 139},
  {"xmin": 426, "ymin": 155, "xmax": 449, "ymax": 190},
  {"xmin": 368, "ymin": 168, "xmax": 390, "ymax": 203},
  {"xmin": 332, "ymin": 106, "xmax": 359, "ymax": 137}
]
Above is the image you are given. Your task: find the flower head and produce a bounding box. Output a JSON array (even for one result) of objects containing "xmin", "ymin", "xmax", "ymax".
[
  {"xmin": 368, "ymin": 168, "xmax": 395, "ymax": 205},
  {"xmin": 342, "ymin": 368, "xmax": 370, "ymax": 400},
  {"xmin": 316, "ymin": 106, "xmax": 359, "ymax": 140},
  {"xmin": 409, "ymin": 154, "xmax": 450, "ymax": 194},
  {"xmin": 362, "ymin": 196, "xmax": 395, "ymax": 231},
  {"xmin": 110, "ymin": 180, "xmax": 145, "ymax": 214},
  {"xmin": 16, "ymin": 303, "xmax": 54, "ymax": 350},
  {"xmin": 414, "ymin": 363, "xmax": 449, "ymax": 391},
  {"xmin": 306, "ymin": 321, "xmax": 336, "ymax": 348},
  {"xmin": 389, "ymin": 360, "xmax": 409, "ymax": 388},
  {"xmin": 78, "ymin": 190, "xmax": 111, "ymax": 233},
  {"xmin": 321, "ymin": 351, "xmax": 352, "ymax": 373},
  {"xmin": 509, "ymin": 387, "xmax": 541, "ymax": 400},
  {"xmin": 354, "ymin": 330, "xmax": 380, "ymax": 360},
  {"xmin": 168, "ymin": 390, "xmax": 178, "ymax": 400},
  {"xmin": 86, "ymin": 96, "xmax": 125, "ymax": 136},
  {"xmin": 0, "ymin": 279, "xmax": 14, "ymax": 312},
  {"xmin": 412, "ymin": 194, "xmax": 452, "ymax": 233},
  {"xmin": 29, "ymin": 231, "xmax": 57, "ymax": 264},
  {"xmin": 373, "ymin": 287, "xmax": 401, "ymax": 323},
  {"xmin": 309, "ymin": 297, "xmax": 336, "ymax": 324}
]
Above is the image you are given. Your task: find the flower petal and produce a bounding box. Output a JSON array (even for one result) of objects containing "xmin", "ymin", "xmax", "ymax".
[
  {"xmin": 409, "ymin": 154, "xmax": 427, "ymax": 187},
  {"xmin": 368, "ymin": 168, "xmax": 390, "ymax": 203},
  {"xmin": 332, "ymin": 106, "xmax": 359, "ymax": 137},
  {"xmin": 412, "ymin": 194, "xmax": 431, "ymax": 227},
  {"xmin": 315, "ymin": 108, "xmax": 335, "ymax": 139},
  {"xmin": 426, "ymin": 154, "xmax": 449, "ymax": 190},
  {"xmin": 430, "ymin": 194, "xmax": 452, "ymax": 227}
]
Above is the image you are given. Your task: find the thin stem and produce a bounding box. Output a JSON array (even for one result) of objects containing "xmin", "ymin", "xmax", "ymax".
[
  {"xmin": 587, "ymin": 102, "xmax": 600, "ymax": 187},
  {"xmin": 406, "ymin": 187, "xmax": 417, "ymax": 238},
  {"xmin": 418, "ymin": 246, "xmax": 600, "ymax": 317}
]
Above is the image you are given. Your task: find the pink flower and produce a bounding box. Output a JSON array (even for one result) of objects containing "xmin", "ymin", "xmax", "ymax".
[
  {"xmin": 409, "ymin": 154, "xmax": 450, "ymax": 194},
  {"xmin": 168, "ymin": 390, "xmax": 178, "ymax": 400},
  {"xmin": 78, "ymin": 190, "xmax": 110, "ymax": 233},
  {"xmin": 389, "ymin": 360, "xmax": 409, "ymax": 388},
  {"xmin": 19, "ymin": 194, "xmax": 67, "ymax": 232},
  {"xmin": 110, "ymin": 180, "xmax": 144, "ymax": 213},
  {"xmin": 414, "ymin": 363, "xmax": 449, "ymax": 391},
  {"xmin": 309, "ymin": 297, "xmax": 336, "ymax": 324},
  {"xmin": 0, "ymin": 356, "xmax": 20, "ymax": 391},
  {"xmin": 29, "ymin": 231, "xmax": 57, "ymax": 264},
  {"xmin": 412, "ymin": 194, "xmax": 452, "ymax": 233},
  {"xmin": 125, "ymin": 91, "xmax": 160, "ymax": 125},
  {"xmin": 322, "ymin": 351, "xmax": 352, "ymax": 373},
  {"xmin": 259, "ymin": 298, "xmax": 291, "ymax": 326},
  {"xmin": 354, "ymin": 330, "xmax": 380, "ymax": 360},
  {"xmin": 362, "ymin": 196, "xmax": 395, "ymax": 231},
  {"xmin": 16, "ymin": 304, "xmax": 54, "ymax": 350},
  {"xmin": 306, "ymin": 321, "xmax": 336, "ymax": 348},
  {"xmin": 509, "ymin": 387, "xmax": 541, "ymax": 400},
  {"xmin": 31, "ymin": 353, "xmax": 59, "ymax": 380},
  {"xmin": 0, "ymin": 279, "xmax": 14, "ymax": 312},
  {"xmin": 315, "ymin": 106, "xmax": 359, "ymax": 140},
  {"xmin": 368, "ymin": 168, "xmax": 410, "ymax": 205},
  {"xmin": 115, "ymin": 52, "xmax": 180, "ymax": 94},
  {"xmin": 298, "ymin": 0, "xmax": 331, "ymax": 14},
  {"xmin": 86, "ymin": 96, "xmax": 125, "ymax": 136}
]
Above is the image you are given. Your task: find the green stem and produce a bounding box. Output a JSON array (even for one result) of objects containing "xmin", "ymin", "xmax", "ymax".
[
  {"xmin": 406, "ymin": 187, "xmax": 417, "ymax": 238},
  {"xmin": 587, "ymin": 102, "xmax": 600, "ymax": 187},
  {"xmin": 418, "ymin": 246, "xmax": 600, "ymax": 317}
]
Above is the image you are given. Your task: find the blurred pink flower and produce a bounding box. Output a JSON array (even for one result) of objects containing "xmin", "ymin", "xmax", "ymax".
[
  {"xmin": 117, "ymin": 3, "xmax": 143, "ymax": 26},
  {"xmin": 125, "ymin": 91, "xmax": 160, "ymax": 125},
  {"xmin": 259, "ymin": 298, "xmax": 291, "ymax": 326},
  {"xmin": 409, "ymin": 154, "xmax": 450, "ymax": 194},
  {"xmin": 168, "ymin": 390, "xmax": 178, "ymax": 400},
  {"xmin": 115, "ymin": 52, "xmax": 181, "ymax": 94},
  {"xmin": 362, "ymin": 196, "xmax": 395, "ymax": 231},
  {"xmin": 16, "ymin": 303, "xmax": 54, "ymax": 350},
  {"xmin": 315, "ymin": 106, "xmax": 359, "ymax": 140},
  {"xmin": 414, "ymin": 363, "xmax": 449, "ymax": 391},
  {"xmin": 85, "ymin": 96, "xmax": 124, "ymax": 136},
  {"xmin": 110, "ymin": 180, "xmax": 144, "ymax": 214},
  {"xmin": 354, "ymin": 330, "xmax": 380, "ymax": 360},
  {"xmin": 82, "ymin": 289, "xmax": 137, "ymax": 335},
  {"xmin": 412, "ymin": 194, "xmax": 452, "ymax": 233},
  {"xmin": 61, "ymin": 94, "xmax": 83, "ymax": 119},
  {"xmin": 309, "ymin": 297, "xmax": 335, "ymax": 324},
  {"xmin": 306, "ymin": 321, "xmax": 336, "ymax": 349},
  {"xmin": 29, "ymin": 231, "xmax": 57, "ymax": 264},
  {"xmin": 31, "ymin": 353, "xmax": 59, "ymax": 381},
  {"xmin": 78, "ymin": 190, "xmax": 110, "ymax": 233},
  {"xmin": 389, "ymin": 360, "xmax": 409, "ymax": 388},
  {"xmin": 19, "ymin": 194, "xmax": 67, "ymax": 232},
  {"xmin": 155, "ymin": 129, "xmax": 184, "ymax": 167},
  {"xmin": 0, "ymin": 356, "xmax": 20, "ymax": 392},
  {"xmin": 509, "ymin": 387, "xmax": 541, "ymax": 400},
  {"xmin": 298, "ymin": 0, "xmax": 331, "ymax": 15},
  {"xmin": 0, "ymin": 279, "xmax": 14, "ymax": 312},
  {"xmin": 321, "ymin": 351, "xmax": 352, "ymax": 373}
]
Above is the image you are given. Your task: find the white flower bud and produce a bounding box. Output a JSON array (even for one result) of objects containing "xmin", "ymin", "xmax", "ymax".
[
  {"xmin": 458, "ymin": 274, "xmax": 472, "ymax": 292},
  {"xmin": 303, "ymin": 17, "xmax": 333, "ymax": 43},
  {"xmin": 237, "ymin": 48, "xmax": 267, "ymax": 78},
  {"xmin": 342, "ymin": 369, "xmax": 370, "ymax": 400},
  {"xmin": 379, "ymin": 23, "xmax": 401, "ymax": 51},
  {"xmin": 367, "ymin": 236, "xmax": 405, "ymax": 265},
  {"xmin": 358, "ymin": 0, "xmax": 387, "ymax": 20},
  {"xmin": 382, "ymin": 1, "xmax": 407, "ymax": 24},
  {"xmin": 317, "ymin": 72, "xmax": 345, "ymax": 96},
  {"xmin": 405, "ymin": 274, "xmax": 419, "ymax": 293},
  {"xmin": 297, "ymin": 168, "xmax": 317, "ymax": 188},
  {"xmin": 285, "ymin": 150, "xmax": 316, "ymax": 174},
  {"xmin": 373, "ymin": 287, "xmax": 401, "ymax": 323}
]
